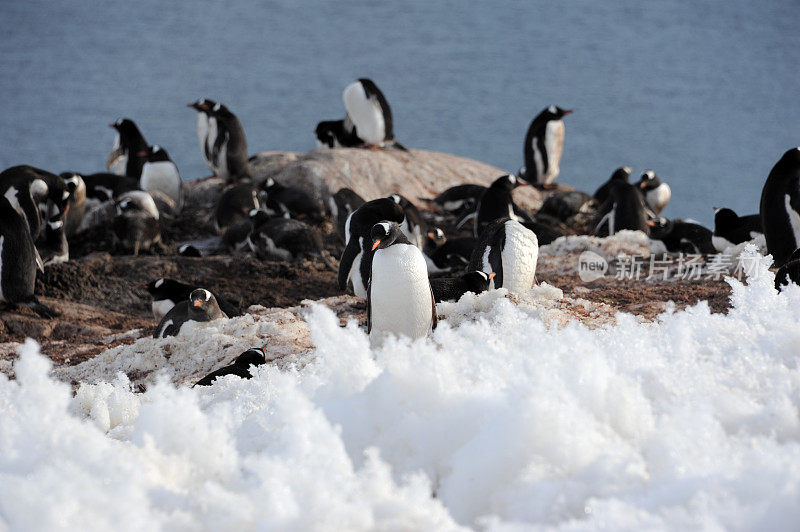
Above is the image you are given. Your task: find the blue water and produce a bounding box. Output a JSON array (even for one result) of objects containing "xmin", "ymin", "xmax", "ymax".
[{"xmin": 1, "ymin": 0, "xmax": 798, "ymax": 225}]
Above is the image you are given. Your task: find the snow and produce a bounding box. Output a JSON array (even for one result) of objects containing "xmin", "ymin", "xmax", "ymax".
[{"xmin": 2, "ymin": 248, "xmax": 800, "ymax": 529}]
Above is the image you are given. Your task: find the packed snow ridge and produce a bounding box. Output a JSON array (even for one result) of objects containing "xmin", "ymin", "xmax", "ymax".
[{"xmin": 2, "ymin": 247, "xmax": 800, "ymax": 530}]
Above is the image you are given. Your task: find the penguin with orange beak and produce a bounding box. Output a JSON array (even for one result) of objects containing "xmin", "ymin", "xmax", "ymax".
[{"xmin": 153, "ymin": 288, "xmax": 228, "ymax": 338}]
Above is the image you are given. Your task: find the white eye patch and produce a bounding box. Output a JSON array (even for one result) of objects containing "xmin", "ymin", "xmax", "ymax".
[{"xmin": 154, "ymin": 279, "xmax": 164, "ymax": 288}]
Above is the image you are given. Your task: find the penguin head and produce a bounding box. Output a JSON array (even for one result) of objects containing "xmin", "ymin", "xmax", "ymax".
[
  {"xmin": 370, "ymin": 221, "xmax": 404, "ymax": 251},
  {"xmin": 426, "ymin": 227, "xmax": 446, "ymax": 247},
  {"xmin": 143, "ymin": 278, "xmax": 183, "ymax": 299},
  {"xmin": 713, "ymin": 208, "xmax": 739, "ymax": 233},
  {"xmin": 189, "ymin": 288, "xmax": 218, "ymax": 313},
  {"xmin": 491, "ymin": 174, "xmax": 527, "ymax": 192},
  {"xmin": 109, "ymin": 118, "xmax": 142, "ymax": 139},
  {"xmin": 178, "ymin": 244, "xmax": 202, "ymax": 257},
  {"xmin": 235, "ymin": 347, "xmax": 267, "ymax": 368},
  {"xmin": 314, "ymin": 120, "xmax": 344, "ymax": 148},
  {"xmin": 637, "ymin": 170, "xmax": 661, "ymax": 190},
  {"xmin": 611, "ymin": 166, "xmax": 633, "ymax": 182},
  {"xmin": 544, "ymin": 105, "xmax": 573, "ymax": 120},
  {"xmin": 60, "ymin": 172, "xmax": 84, "ymax": 196},
  {"xmin": 187, "ymin": 98, "xmax": 216, "ymax": 112},
  {"xmin": 462, "ymin": 271, "xmax": 496, "ymax": 294},
  {"xmin": 647, "ymin": 216, "xmax": 672, "ymax": 238}
]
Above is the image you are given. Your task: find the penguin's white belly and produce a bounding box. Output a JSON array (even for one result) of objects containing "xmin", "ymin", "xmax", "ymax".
[
  {"xmin": 647, "ymin": 183, "xmax": 672, "ymax": 214},
  {"xmin": 343, "ymin": 82, "xmax": 385, "ymax": 145},
  {"xmin": 197, "ymin": 114, "xmax": 209, "ymax": 168},
  {"xmin": 370, "ymin": 245, "xmax": 432, "ymax": 342},
  {"xmin": 140, "ymin": 161, "xmax": 182, "ymax": 207},
  {"xmin": 217, "ymin": 137, "xmax": 229, "ymax": 180},
  {"xmin": 712, "ymin": 235, "xmax": 734, "ymax": 252},
  {"xmin": 400, "ymin": 219, "xmax": 423, "ymax": 249},
  {"xmin": 108, "ymin": 153, "xmax": 127, "ymax": 176},
  {"xmin": 785, "ymin": 194, "xmax": 800, "ymax": 249},
  {"xmin": 500, "ymin": 221, "xmax": 539, "ymax": 293},
  {"xmin": 542, "ymin": 120, "xmax": 564, "ymax": 184},
  {"xmin": 206, "ymin": 118, "xmax": 219, "ymax": 173},
  {"xmin": 152, "ymin": 299, "xmax": 175, "ymax": 321},
  {"xmin": 348, "ymin": 249, "xmax": 367, "ymax": 299}
]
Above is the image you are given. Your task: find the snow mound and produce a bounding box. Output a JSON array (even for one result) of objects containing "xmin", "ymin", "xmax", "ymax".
[
  {"xmin": 541, "ymin": 230, "xmax": 654, "ymax": 259},
  {"xmin": 2, "ymin": 249, "xmax": 800, "ymax": 529}
]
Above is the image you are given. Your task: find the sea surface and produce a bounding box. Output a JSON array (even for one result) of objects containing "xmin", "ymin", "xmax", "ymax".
[{"xmin": 1, "ymin": 0, "xmax": 798, "ymax": 225}]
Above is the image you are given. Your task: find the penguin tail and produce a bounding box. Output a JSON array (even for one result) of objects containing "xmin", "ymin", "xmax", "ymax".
[{"xmin": 389, "ymin": 140, "xmax": 409, "ymax": 152}]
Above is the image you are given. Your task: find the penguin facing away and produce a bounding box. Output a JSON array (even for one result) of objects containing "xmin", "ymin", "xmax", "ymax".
[
  {"xmin": 521, "ymin": 105, "xmax": 572, "ymax": 186},
  {"xmin": 712, "ymin": 207, "xmax": 764, "ymax": 252},
  {"xmin": 137, "ymin": 145, "xmax": 183, "ymax": 212},
  {"xmin": 260, "ymin": 178, "xmax": 325, "ymax": 222},
  {"xmin": 329, "ymin": 187, "xmax": 366, "ymax": 241},
  {"xmin": 592, "ymin": 180, "xmax": 650, "ymax": 237},
  {"xmin": 468, "ymin": 218, "xmax": 539, "ymax": 293},
  {"xmin": 637, "ymin": 170, "xmax": 671, "ymax": 215},
  {"xmin": 421, "ymin": 184, "xmax": 487, "ymax": 215},
  {"xmin": 367, "ymin": 222, "xmax": 437, "ymax": 345},
  {"xmin": 593, "ymin": 166, "xmax": 632, "ymax": 205},
  {"xmin": 342, "ymin": 78, "xmax": 396, "ymax": 147},
  {"xmin": 648, "ymin": 217, "xmax": 716, "ymax": 254},
  {"xmin": 338, "ymin": 197, "xmax": 405, "ymax": 299},
  {"xmin": 475, "ymin": 174, "xmax": 528, "ymax": 237},
  {"xmin": 207, "ymin": 102, "xmax": 250, "ymax": 182},
  {"xmin": 760, "ymin": 147, "xmax": 800, "ymax": 267},
  {"xmin": 194, "ymin": 348, "xmax": 268, "ymax": 387},
  {"xmin": 154, "ymin": 288, "xmax": 228, "ymax": 339},
  {"xmin": 82, "ymin": 173, "xmax": 141, "ymax": 203},
  {"xmin": 430, "ymin": 271, "xmax": 494, "ymax": 303},
  {"xmin": 216, "ymin": 184, "xmax": 259, "ymax": 231},
  {"xmin": 107, "ymin": 118, "xmax": 149, "ymax": 178},
  {"xmin": 314, "ymin": 119, "xmax": 361, "ymax": 149}
]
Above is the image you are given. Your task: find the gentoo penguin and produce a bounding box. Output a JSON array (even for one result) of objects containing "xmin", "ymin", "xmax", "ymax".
[
  {"xmin": 260, "ymin": 178, "xmax": 325, "ymax": 222},
  {"xmin": 367, "ymin": 222, "xmax": 436, "ymax": 345},
  {"xmin": 113, "ymin": 192, "xmax": 161, "ymax": 255},
  {"xmin": 338, "ymin": 197, "xmax": 405, "ymax": 298},
  {"xmin": 215, "ymin": 184, "xmax": 259, "ymax": 231},
  {"xmin": 205, "ymin": 102, "xmax": 250, "ymax": 182},
  {"xmin": 342, "ymin": 78, "xmax": 401, "ymax": 148},
  {"xmin": 520, "ymin": 220, "xmax": 564, "ymax": 246},
  {"xmin": 712, "ymin": 207, "xmax": 764, "ymax": 252},
  {"xmin": 520, "ymin": 105, "xmax": 572, "ymax": 187},
  {"xmin": 775, "ymin": 248, "xmax": 800, "ymax": 290},
  {"xmin": 423, "ymin": 228, "xmax": 476, "ymax": 272},
  {"xmin": 137, "ymin": 145, "xmax": 183, "ymax": 212},
  {"xmin": 0, "ymin": 165, "xmax": 71, "ymax": 239},
  {"xmin": 760, "ymin": 147, "xmax": 800, "ymax": 267},
  {"xmin": 314, "ymin": 119, "xmax": 361, "ymax": 149},
  {"xmin": 593, "ymin": 166, "xmax": 632, "ymax": 205},
  {"xmin": 468, "ymin": 218, "xmax": 539, "ymax": 293},
  {"xmin": 538, "ymin": 190, "xmax": 595, "ymax": 223},
  {"xmin": 221, "ymin": 216, "xmax": 256, "ymax": 252},
  {"xmin": 38, "ymin": 210, "xmax": 69, "ymax": 266},
  {"xmin": 329, "ymin": 188, "xmax": 365, "ymax": 241},
  {"xmin": 178, "ymin": 244, "xmax": 203, "ymax": 257},
  {"xmin": 143, "ymin": 278, "xmax": 239, "ymax": 321},
  {"xmin": 421, "ymin": 184, "xmax": 487, "ymax": 216},
  {"xmin": 194, "ymin": 347, "xmax": 268, "ymax": 387},
  {"xmin": 648, "ymin": 217, "xmax": 716, "ymax": 254},
  {"xmin": 637, "ymin": 170, "xmax": 671, "ymax": 215},
  {"xmin": 59, "ymin": 172, "xmax": 86, "ymax": 235},
  {"xmin": 154, "ymin": 288, "xmax": 228, "ymax": 339},
  {"xmin": 117, "ymin": 190, "xmax": 160, "ymax": 220},
  {"xmin": 474, "ymin": 174, "xmax": 528, "ymax": 237},
  {"xmin": 187, "ymin": 98, "xmax": 217, "ymax": 174},
  {"xmin": 82, "ymin": 172, "xmax": 140, "ymax": 203},
  {"xmin": 430, "ymin": 271, "xmax": 494, "ymax": 303},
  {"xmin": 107, "ymin": 118, "xmax": 149, "ymax": 178},
  {"xmin": 592, "ymin": 180, "xmax": 650, "ymax": 237},
  {"xmin": 248, "ymin": 212, "xmax": 335, "ymax": 268},
  {"xmin": 390, "ymin": 194, "xmax": 426, "ymax": 248}
]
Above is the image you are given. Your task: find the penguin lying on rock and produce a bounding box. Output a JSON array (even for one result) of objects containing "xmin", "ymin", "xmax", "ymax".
[
  {"xmin": 248, "ymin": 211, "xmax": 336, "ymax": 269},
  {"xmin": 712, "ymin": 207, "xmax": 763, "ymax": 252},
  {"xmin": 259, "ymin": 178, "xmax": 324, "ymax": 222},
  {"xmin": 216, "ymin": 184, "xmax": 259, "ymax": 232},
  {"xmin": 143, "ymin": 278, "xmax": 240, "ymax": 320},
  {"xmin": 154, "ymin": 288, "xmax": 228, "ymax": 338}
]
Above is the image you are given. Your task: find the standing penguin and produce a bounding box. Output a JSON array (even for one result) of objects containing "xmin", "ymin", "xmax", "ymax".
[
  {"xmin": 206, "ymin": 102, "xmax": 250, "ymax": 182},
  {"xmin": 520, "ymin": 106, "xmax": 572, "ymax": 187},
  {"xmin": 0, "ymin": 196, "xmax": 55, "ymax": 316},
  {"xmin": 343, "ymin": 78, "xmax": 401, "ymax": 148},
  {"xmin": 760, "ymin": 147, "xmax": 800, "ymax": 267},
  {"xmin": 712, "ymin": 207, "xmax": 763, "ymax": 251},
  {"xmin": 592, "ymin": 180, "xmax": 650, "ymax": 237},
  {"xmin": 367, "ymin": 222, "xmax": 436, "ymax": 345},
  {"xmin": 474, "ymin": 174, "xmax": 528, "ymax": 236},
  {"xmin": 137, "ymin": 145, "xmax": 183, "ymax": 212},
  {"xmin": 637, "ymin": 170, "xmax": 671, "ymax": 215},
  {"xmin": 593, "ymin": 166, "xmax": 632, "ymax": 205},
  {"xmin": 59, "ymin": 172, "xmax": 86, "ymax": 236},
  {"xmin": 107, "ymin": 118, "xmax": 149, "ymax": 178},
  {"xmin": 187, "ymin": 98, "xmax": 217, "ymax": 174},
  {"xmin": 0, "ymin": 165, "xmax": 70, "ymax": 240},
  {"xmin": 338, "ymin": 197, "xmax": 405, "ymax": 299},
  {"xmin": 154, "ymin": 288, "xmax": 228, "ymax": 338},
  {"xmin": 468, "ymin": 218, "xmax": 539, "ymax": 293}
]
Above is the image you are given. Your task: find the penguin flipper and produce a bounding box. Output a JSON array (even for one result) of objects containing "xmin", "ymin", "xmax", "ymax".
[
  {"xmin": 430, "ymin": 285, "xmax": 438, "ymax": 331},
  {"xmin": 34, "ymin": 247, "xmax": 44, "ymax": 273},
  {"xmin": 489, "ymin": 232, "xmax": 505, "ymax": 289},
  {"xmin": 338, "ymin": 241, "xmax": 359, "ymax": 291}
]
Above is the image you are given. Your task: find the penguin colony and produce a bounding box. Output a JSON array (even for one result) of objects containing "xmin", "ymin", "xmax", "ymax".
[{"xmin": 3, "ymin": 76, "xmax": 799, "ymax": 386}]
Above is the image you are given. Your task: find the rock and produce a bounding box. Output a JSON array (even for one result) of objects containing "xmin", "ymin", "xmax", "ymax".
[
  {"xmin": 247, "ymin": 148, "xmax": 546, "ymax": 212},
  {"xmin": 248, "ymin": 151, "xmax": 301, "ymax": 184}
]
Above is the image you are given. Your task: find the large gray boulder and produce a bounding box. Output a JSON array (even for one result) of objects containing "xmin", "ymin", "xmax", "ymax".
[{"xmin": 245, "ymin": 148, "xmax": 547, "ymax": 211}]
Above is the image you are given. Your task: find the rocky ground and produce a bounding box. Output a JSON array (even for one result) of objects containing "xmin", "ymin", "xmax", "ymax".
[{"xmin": 0, "ymin": 148, "xmax": 734, "ymax": 381}]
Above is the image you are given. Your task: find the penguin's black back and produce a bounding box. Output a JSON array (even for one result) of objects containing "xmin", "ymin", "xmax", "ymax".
[
  {"xmin": 216, "ymin": 184, "xmax": 258, "ymax": 230},
  {"xmin": 146, "ymin": 279, "xmax": 240, "ymax": 317},
  {"xmin": 194, "ymin": 349, "xmax": 267, "ymax": 387},
  {"xmin": 154, "ymin": 300, "xmax": 189, "ymax": 338},
  {"xmin": 212, "ymin": 104, "xmax": 250, "ymax": 181},
  {"xmin": 427, "ymin": 237, "xmax": 476, "ymax": 270},
  {"xmin": 760, "ymin": 148, "xmax": 800, "ymax": 267},
  {"xmin": 430, "ymin": 271, "xmax": 491, "ymax": 303},
  {"xmin": 0, "ymin": 196, "xmax": 38, "ymax": 303},
  {"xmin": 331, "ymin": 188, "xmax": 366, "ymax": 240},
  {"xmin": 594, "ymin": 167, "xmax": 631, "ymax": 204},
  {"xmin": 115, "ymin": 119, "xmax": 149, "ymax": 178},
  {"xmin": 650, "ymin": 218, "xmax": 716, "ymax": 254},
  {"xmin": 476, "ymin": 176, "xmax": 518, "ymax": 235},
  {"xmin": 775, "ymin": 254, "xmax": 800, "ymax": 290},
  {"xmin": 254, "ymin": 217, "xmax": 324, "ymax": 257},
  {"xmin": 523, "ymin": 109, "xmax": 554, "ymax": 182},
  {"xmin": 468, "ymin": 218, "xmax": 509, "ymax": 286},
  {"xmin": 593, "ymin": 181, "xmax": 649, "ymax": 236},
  {"xmin": 83, "ymin": 173, "xmax": 140, "ymax": 201},
  {"xmin": 262, "ymin": 181, "xmax": 324, "ymax": 222},
  {"xmin": 359, "ymin": 78, "xmax": 394, "ymax": 141}
]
